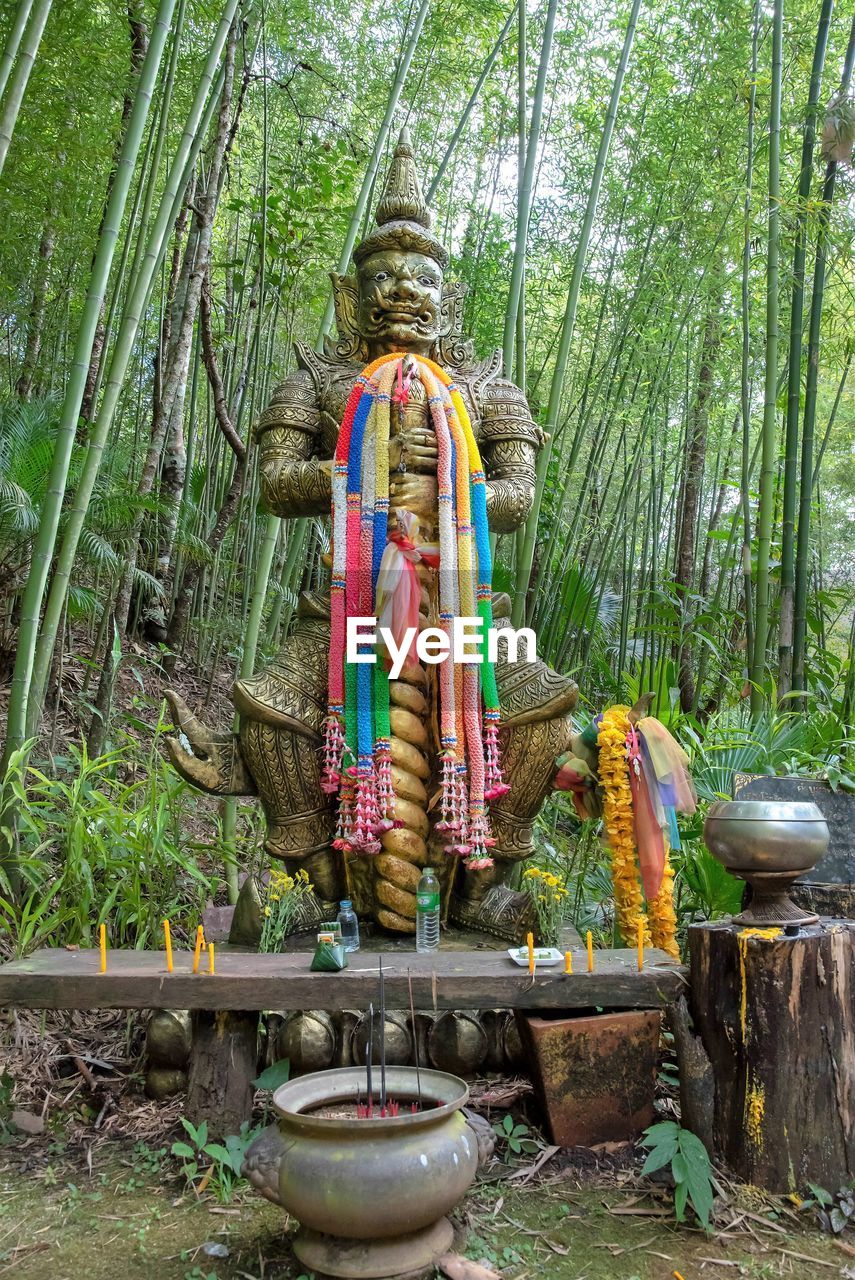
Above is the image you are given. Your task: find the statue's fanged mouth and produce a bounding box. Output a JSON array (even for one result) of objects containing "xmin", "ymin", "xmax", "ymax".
[{"xmin": 367, "ymin": 292, "xmax": 437, "ymax": 336}]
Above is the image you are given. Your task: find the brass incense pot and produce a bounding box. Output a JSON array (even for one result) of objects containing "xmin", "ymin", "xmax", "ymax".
[
  {"xmin": 267, "ymin": 1066, "xmax": 477, "ymax": 1279},
  {"xmin": 704, "ymin": 799, "xmax": 829, "ymax": 927}
]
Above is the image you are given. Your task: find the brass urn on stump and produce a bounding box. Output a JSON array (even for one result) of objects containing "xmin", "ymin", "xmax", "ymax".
[
  {"xmin": 682, "ymin": 800, "xmax": 855, "ymax": 1194},
  {"xmin": 704, "ymin": 799, "xmax": 830, "ymax": 926}
]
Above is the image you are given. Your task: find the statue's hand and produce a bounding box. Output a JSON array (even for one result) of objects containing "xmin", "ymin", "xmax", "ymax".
[
  {"xmin": 389, "ymin": 429, "xmax": 437, "ymax": 473},
  {"xmin": 163, "ymin": 689, "xmax": 256, "ymax": 796},
  {"xmin": 389, "ymin": 472, "xmax": 438, "ymax": 520}
]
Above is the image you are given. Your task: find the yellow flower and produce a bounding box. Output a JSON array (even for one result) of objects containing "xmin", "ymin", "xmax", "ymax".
[
  {"xmin": 648, "ymin": 850, "xmax": 679, "ymax": 959},
  {"xmin": 264, "ymin": 907, "xmax": 271, "ymax": 917},
  {"xmin": 598, "ymin": 705, "xmax": 650, "ymax": 947}
]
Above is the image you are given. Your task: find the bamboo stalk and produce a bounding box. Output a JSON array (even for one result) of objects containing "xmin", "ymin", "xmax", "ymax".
[
  {"xmin": 23, "ymin": 6, "xmax": 238, "ymax": 738},
  {"xmin": 2, "ymin": 0, "xmax": 178, "ymax": 766},
  {"xmin": 749, "ymin": 0, "xmax": 784, "ymax": 718},
  {"xmin": 426, "ymin": 3, "xmax": 517, "ymax": 201},
  {"xmin": 777, "ymin": 0, "xmax": 834, "ymax": 697},
  {"xmin": 0, "ymin": 0, "xmax": 53, "ymax": 178},
  {"xmin": 0, "ymin": 0, "xmax": 35, "ymax": 113},
  {"xmin": 740, "ymin": 0, "xmax": 760, "ymax": 682},
  {"xmin": 502, "ymin": 0, "xmax": 557, "ymax": 378},
  {"xmin": 316, "ymin": 0, "xmax": 430, "ymax": 345},
  {"xmin": 793, "ymin": 17, "xmax": 855, "ymax": 696},
  {"xmin": 513, "ymin": 0, "xmax": 642, "ymax": 628}
]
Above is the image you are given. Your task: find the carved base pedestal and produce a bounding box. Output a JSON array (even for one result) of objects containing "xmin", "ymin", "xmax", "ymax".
[{"xmin": 293, "ymin": 1219, "xmax": 454, "ymax": 1280}]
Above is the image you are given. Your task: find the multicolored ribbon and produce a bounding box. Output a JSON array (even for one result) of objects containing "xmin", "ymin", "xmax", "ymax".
[{"xmin": 321, "ymin": 353, "xmax": 507, "ymax": 868}]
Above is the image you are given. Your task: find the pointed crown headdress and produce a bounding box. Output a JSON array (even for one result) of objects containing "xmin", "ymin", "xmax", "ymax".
[{"xmin": 353, "ymin": 127, "xmax": 449, "ymax": 271}]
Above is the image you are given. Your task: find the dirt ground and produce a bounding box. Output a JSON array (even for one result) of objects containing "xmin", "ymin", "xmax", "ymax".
[
  {"xmin": 1, "ymin": 1012, "xmax": 853, "ymax": 1280},
  {"xmin": 1, "ymin": 1131, "xmax": 852, "ymax": 1280}
]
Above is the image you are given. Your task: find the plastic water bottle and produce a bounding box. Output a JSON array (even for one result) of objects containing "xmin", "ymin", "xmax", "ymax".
[
  {"xmin": 337, "ymin": 900, "xmax": 360, "ymax": 952},
  {"xmin": 416, "ymin": 867, "xmax": 440, "ymax": 953}
]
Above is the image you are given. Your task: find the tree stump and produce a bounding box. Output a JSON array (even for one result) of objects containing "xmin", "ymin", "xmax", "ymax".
[
  {"xmin": 186, "ymin": 1010, "xmax": 259, "ymax": 1138},
  {"xmin": 689, "ymin": 921, "xmax": 855, "ymax": 1192}
]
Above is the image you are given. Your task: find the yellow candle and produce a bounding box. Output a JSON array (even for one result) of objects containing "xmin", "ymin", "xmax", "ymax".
[
  {"xmin": 637, "ymin": 919, "xmax": 644, "ymax": 971},
  {"xmin": 192, "ymin": 925, "xmax": 204, "ymax": 975},
  {"xmin": 586, "ymin": 930, "xmax": 594, "ymax": 972},
  {"xmin": 564, "ymin": 950, "xmax": 572, "ymax": 975},
  {"xmin": 208, "ymin": 942, "xmax": 216, "ymax": 975},
  {"xmin": 526, "ymin": 931, "xmax": 535, "ymax": 974},
  {"xmin": 163, "ymin": 919, "xmax": 173, "ymax": 973},
  {"xmin": 99, "ymin": 922, "xmax": 107, "ymax": 974}
]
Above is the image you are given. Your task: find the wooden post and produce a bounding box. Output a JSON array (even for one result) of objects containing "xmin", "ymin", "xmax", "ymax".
[
  {"xmin": 186, "ymin": 1010, "xmax": 259, "ymax": 1138},
  {"xmin": 688, "ymin": 921, "xmax": 855, "ymax": 1192}
]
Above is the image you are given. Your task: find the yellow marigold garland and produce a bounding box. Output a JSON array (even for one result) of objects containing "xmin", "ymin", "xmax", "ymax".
[
  {"xmin": 596, "ymin": 704, "xmax": 679, "ymax": 958},
  {"xmin": 648, "ymin": 851, "xmax": 679, "ymax": 959},
  {"xmin": 598, "ymin": 705, "xmax": 650, "ymax": 946}
]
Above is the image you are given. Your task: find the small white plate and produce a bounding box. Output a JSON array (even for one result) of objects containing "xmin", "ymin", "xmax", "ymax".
[{"xmin": 507, "ymin": 946, "xmax": 564, "ymax": 967}]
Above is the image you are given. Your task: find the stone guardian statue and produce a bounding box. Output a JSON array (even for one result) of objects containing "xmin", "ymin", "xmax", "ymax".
[{"xmin": 165, "ymin": 129, "xmax": 578, "ymax": 940}]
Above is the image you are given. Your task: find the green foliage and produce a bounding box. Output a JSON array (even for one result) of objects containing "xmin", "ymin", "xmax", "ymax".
[
  {"xmin": 171, "ymin": 1117, "xmax": 261, "ymax": 1203},
  {"xmin": 671, "ymin": 839, "xmax": 744, "ymax": 920},
  {"xmin": 799, "ymin": 1181, "xmax": 855, "ymax": 1234},
  {"xmin": 683, "ymin": 707, "xmax": 855, "ymax": 802},
  {"xmin": 491, "ymin": 1113, "xmax": 541, "ymax": 1159},
  {"xmin": 640, "ymin": 1120, "xmax": 715, "ymax": 1229},
  {"xmin": 252, "ymin": 1058, "xmax": 291, "ymax": 1091},
  {"xmin": 0, "ymin": 714, "xmax": 216, "ymax": 955}
]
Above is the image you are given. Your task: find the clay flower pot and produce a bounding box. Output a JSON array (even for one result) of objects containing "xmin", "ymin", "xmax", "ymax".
[
  {"xmin": 517, "ymin": 1008, "xmax": 661, "ymax": 1147},
  {"xmin": 272, "ymin": 1065, "xmax": 478, "ymax": 1279}
]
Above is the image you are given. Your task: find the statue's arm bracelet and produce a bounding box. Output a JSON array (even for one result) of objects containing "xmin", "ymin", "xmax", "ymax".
[
  {"xmin": 258, "ymin": 425, "xmax": 332, "ymax": 517},
  {"xmin": 483, "ymin": 438, "xmax": 537, "ymax": 533}
]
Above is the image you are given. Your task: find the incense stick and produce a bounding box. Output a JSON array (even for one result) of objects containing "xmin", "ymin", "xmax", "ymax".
[
  {"xmin": 379, "ymin": 956, "xmax": 387, "ymax": 1113},
  {"xmin": 407, "ymin": 967, "xmax": 422, "ymax": 1113},
  {"xmin": 366, "ymin": 1001, "xmax": 373, "ymax": 1113}
]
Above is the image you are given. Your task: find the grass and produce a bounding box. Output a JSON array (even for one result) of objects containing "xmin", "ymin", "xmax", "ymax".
[{"xmin": 0, "ymin": 1142, "xmax": 850, "ymax": 1280}]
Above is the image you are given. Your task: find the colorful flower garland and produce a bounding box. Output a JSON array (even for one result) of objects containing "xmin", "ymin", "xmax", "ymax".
[
  {"xmin": 321, "ymin": 353, "xmax": 508, "ymax": 869},
  {"xmin": 596, "ymin": 705, "xmax": 682, "ymax": 959}
]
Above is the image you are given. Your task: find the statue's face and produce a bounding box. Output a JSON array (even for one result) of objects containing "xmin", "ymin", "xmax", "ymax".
[{"xmin": 357, "ymin": 250, "xmax": 443, "ymax": 355}]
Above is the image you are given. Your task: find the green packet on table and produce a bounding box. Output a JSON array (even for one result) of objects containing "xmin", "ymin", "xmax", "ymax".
[{"xmin": 310, "ymin": 940, "xmax": 347, "ymax": 972}]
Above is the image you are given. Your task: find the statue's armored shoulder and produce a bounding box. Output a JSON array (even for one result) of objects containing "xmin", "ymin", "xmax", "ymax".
[
  {"xmin": 294, "ymin": 341, "xmax": 360, "ymax": 448},
  {"xmin": 255, "ymin": 364, "xmax": 320, "ymax": 440}
]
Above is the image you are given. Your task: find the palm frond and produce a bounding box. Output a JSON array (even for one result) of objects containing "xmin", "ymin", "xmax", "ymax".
[
  {"xmin": 67, "ymin": 584, "xmax": 101, "ymax": 621},
  {"xmin": 172, "ymin": 530, "xmax": 215, "ymax": 567},
  {"xmin": 0, "ymin": 476, "xmax": 39, "ymax": 537},
  {"xmin": 133, "ymin": 568, "xmax": 165, "ymax": 601},
  {"xmin": 78, "ymin": 527, "xmax": 120, "ymax": 570}
]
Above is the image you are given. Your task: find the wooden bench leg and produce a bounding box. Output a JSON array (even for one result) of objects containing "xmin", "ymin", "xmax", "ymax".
[{"xmin": 186, "ymin": 1009, "xmax": 259, "ymax": 1138}]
